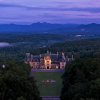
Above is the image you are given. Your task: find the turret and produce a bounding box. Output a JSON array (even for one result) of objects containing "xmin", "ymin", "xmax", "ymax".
[
  {"xmin": 26, "ymin": 53, "xmax": 31, "ymax": 62},
  {"xmin": 30, "ymin": 54, "xmax": 33, "ymax": 61}
]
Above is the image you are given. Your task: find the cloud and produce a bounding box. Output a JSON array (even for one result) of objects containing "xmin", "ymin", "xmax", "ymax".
[
  {"xmin": 0, "ymin": 3, "xmax": 31, "ymax": 9},
  {"xmin": 0, "ymin": 3, "xmax": 100, "ymax": 13},
  {"xmin": 0, "ymin": 0, "xmax": 100, "ymax": 24}
]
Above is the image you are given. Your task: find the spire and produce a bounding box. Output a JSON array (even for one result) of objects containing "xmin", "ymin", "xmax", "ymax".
[
  {"xmin": 62, "ymin": 52, "xmax": 66, "ymax": 60},
  {"xmin": 26, "ymin": 53, "xmax": 31, "ymax": 62},
  {"xmin": 72, "ymin": 55, "xmax": 74, "ymax": 61},
  {"xmin": 40, "ymin": 54, "xmax": 42, "ymax": 58},
  {"xmin": 57, "ymin": 52, "xmax": 59, "ymax": 58},
  {"xmin": 47, "ymin": 50, "xmax": 49, "ymax": 54},
  {"xmin": 30, "ymin": 54, "xmax": 33, "ymax": 61}
]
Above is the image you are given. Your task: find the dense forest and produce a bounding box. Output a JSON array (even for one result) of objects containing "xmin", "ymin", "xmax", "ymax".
[
  {"xmin": 61, "ymin": 58, "xmax": 100, "ymax": 100},
  {"xmin": 32, "ymin": 38, "xmax": 100, "ymax": 59},
  {"xmin": 0, "ymin": 35, "xmax": 100, "ymax": 63},
  {"xmin": 0, "ymin": 33, "xmax": 66, "ymax": 62},
  {"xmin": 0, "ymin": 61, "xmax": 41, "ymax": 100},
  {"xmin": 0, "ymin": 34, "xmax": 100, "ymax": 100}
]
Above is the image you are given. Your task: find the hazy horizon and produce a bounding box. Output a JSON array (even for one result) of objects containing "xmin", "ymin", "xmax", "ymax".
[{"xmin": 0, "ymin": 22, "xmax": 99, "ymax": 25}]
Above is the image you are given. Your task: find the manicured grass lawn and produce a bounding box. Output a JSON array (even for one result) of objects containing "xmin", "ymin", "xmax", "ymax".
[{"xmin": 32, "ymin": 72, "xmax": 63, "ymax": 96}]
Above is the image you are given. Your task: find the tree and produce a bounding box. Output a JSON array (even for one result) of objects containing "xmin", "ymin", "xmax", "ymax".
[
  {"xmin": 61, "ymin": 58, "xmax": 100, "ymax": 100},
  {"xmin": 0, "ymin": 61, "xmax": 41, "ymax": 100}
]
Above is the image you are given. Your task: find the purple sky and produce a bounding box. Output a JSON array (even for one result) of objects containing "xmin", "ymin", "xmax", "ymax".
[{"xmin": 0, "ymin": 0, "xmax": 100, "ymax": 24}]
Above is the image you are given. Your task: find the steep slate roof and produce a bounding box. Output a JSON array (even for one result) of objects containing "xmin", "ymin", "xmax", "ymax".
[
  {"xmin": 31, "ymin": 53, "xmax": 66, "ymax": 62},
  {"xmin": 51, "ymin": 61, "xmax": 60, "ymax": 64},
  {"xmin": 32, "ymin": 56, "xmax": 40, "ymax": 62}
]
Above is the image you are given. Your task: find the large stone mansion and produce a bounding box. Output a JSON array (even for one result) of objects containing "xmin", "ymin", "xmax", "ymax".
[{"xmin": 25, "ymin": 51, "xmax": 74, "ymax": 69}]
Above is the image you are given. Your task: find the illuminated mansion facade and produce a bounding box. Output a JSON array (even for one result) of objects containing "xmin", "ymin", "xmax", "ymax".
[{"xmin": 25, "ymin": 51, "xmax": 74, "ymax": 69}]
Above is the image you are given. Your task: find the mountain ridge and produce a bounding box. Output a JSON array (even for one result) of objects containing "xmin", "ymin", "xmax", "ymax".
[{"xmin": 0, "ymin": 22, "xmax": 100, "ymax": 35}]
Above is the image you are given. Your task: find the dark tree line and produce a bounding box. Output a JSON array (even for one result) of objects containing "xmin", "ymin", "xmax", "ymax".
[
  {"xmin": 61, "ymin": 58, "xmax": 100, "ymax": 100},
  {"xmin": 0, "ymin": 37, "xmax": 100, "ymax": 62},
  {"xmin": 0, "ymin": 61, "xmax": 41, "ymax": 100}
]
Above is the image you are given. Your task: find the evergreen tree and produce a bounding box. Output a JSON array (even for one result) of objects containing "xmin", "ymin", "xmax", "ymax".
[
  {"xmin": 0, "ymin": 61, "xmax": 41, "ymax": 100},
  {"xmin": 61, "ymin": 58, "xmax": 100, "ymax": 100}
]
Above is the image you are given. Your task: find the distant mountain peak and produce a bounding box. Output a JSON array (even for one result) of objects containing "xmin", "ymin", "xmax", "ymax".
[{"xmin": 0, "ymin": 23, "xmax": 99, "ymax": 35}]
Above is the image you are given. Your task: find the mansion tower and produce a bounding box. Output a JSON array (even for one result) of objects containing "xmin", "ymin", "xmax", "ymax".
[{"xmin": 25, "ymin": 51, "xmax": 74, "ymax": 69}]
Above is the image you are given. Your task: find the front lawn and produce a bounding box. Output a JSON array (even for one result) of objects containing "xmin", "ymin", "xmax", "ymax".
[{"xmin": 32, "ymin": 72, "xmax": 63, "ymax": 96}]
